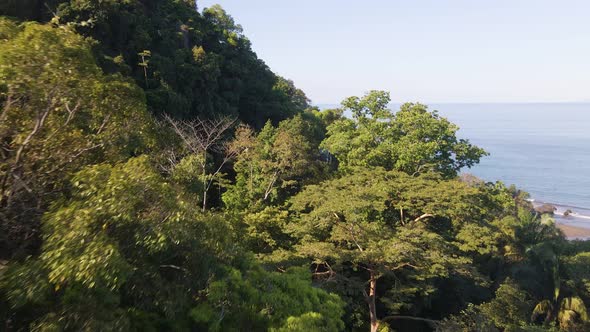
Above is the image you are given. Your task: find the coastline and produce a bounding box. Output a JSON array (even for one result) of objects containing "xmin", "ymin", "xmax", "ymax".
[
  {"xmin": 557, "ymin": 224, "xmax": 590, "ymax": 241},
  {"xmin": 531, "ymin": 200, "xmax": 590, "ymax": 240}
]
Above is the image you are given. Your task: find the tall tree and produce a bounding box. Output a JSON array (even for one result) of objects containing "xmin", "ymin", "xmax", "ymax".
[
  {"xmin": 0, "ymin": 19, "xmax": 154, "ymax": 259},
  {"xmin": 224, "ymin": 115, "xmax": 323, "ymax": 212},
  {"xmin": 164, "ymin": 115, "xmax": 236, "ymax": 211},
  {"xmin": 321, "ymin": 91, "xmax": 487, "ymax": 178},
  {"xmin": 289, "ymin": 168, "xmax": 476, "ymax": 332},
  {"xmin": 1, "ymin": 156, "xmax": 345, "ymax": 331}
]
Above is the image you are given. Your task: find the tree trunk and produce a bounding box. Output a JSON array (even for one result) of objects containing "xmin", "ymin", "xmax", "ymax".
[
  {"xmin": 202, "ymin": 189, "xmax": 207, "ymax": 212},
  {"xmin": 368, "ymin": 272, "xmax": 379, "ymax": 332},
  {"xmin": 202, "ymin": 161, "xmax": 208, "ymax": 212}
]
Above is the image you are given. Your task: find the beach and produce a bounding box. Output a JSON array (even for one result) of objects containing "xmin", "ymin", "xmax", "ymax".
[
  {"xmin": 536, "ymin": 202, "xmax": 590, "ymax": 240},
  {"xmin": 557, "ymin": 224, "xmax": 590, "ymax": 240}
]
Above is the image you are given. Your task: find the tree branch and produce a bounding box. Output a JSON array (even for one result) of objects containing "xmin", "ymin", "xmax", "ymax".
[
  {"xmin": 413, "ymin": 213, "xmax": 434, "ymax": 222},
  {"xmin": 381, "ymin": 315, "xmax": 439, "ymax": 326}
]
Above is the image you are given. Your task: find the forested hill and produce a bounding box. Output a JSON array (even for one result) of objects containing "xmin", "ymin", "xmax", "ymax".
[
  {"xmin": 1, "ymin": 0, "xmax": 308, "ymax": 126},
  {"xmin": 2, "ymin": 2, "xmax": 590, "ymax": 332}
]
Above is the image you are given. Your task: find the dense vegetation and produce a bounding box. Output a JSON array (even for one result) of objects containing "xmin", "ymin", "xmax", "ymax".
[{"xmin": 1, "ymin": 1, "xmax": 590, "ymax": 331}]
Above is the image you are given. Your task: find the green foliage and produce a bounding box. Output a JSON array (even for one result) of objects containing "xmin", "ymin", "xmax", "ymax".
[
  {"xmin": 557, "ymin": 297, "xmax": 588, "ymax": 329},
  {"xmin": 3, "ymin": 2, "xmax": 590, "ymax": 332},
  {"xmin": 0, "ymin": 19, "xmax": 155, "ymax": 259},
  {"xmin": 46, "ymin": 0, "xmax": 308, "ymax": 126},
  {"xmin": 224, "ymin": 115, "xmax": 325, "ymax": 212},
  {"xmin": 2, "ymin": 156, "xmax": 226, "ymax": 330},
  {"xmin": 436, "ymin": 304, "xmax": 499, "ymax": 332},
  {"xmin": 169, "ymin": 153, "xmax": 206, "ymax": 196},
  {"xmin": 273, "ymin": 312, "xmax": 329, "ymax": 332},
  {"xmin": 288, "ymin": 168, "xmax": 478, "ymax": 329},
  {"xmin": 242, "ymin": 206, "xmax": 292, "ymax": 254},
  {"xmin": 321, "ymin": 90, "xmax": 487, "ymax": 177},
  {"xmin": 479, "ymin": 279, "xmax": 535, "ymax": 329},
  {"xmin": 563, "ymin": 252, "xmax": 590, "ymax": 298},
  {"xmin": 191, "ymin": 264, "xmax": 344, "ymax": 331},
  {"xmin": 2, "ymin": 156, "xmax": 344, "ymax": 331}
]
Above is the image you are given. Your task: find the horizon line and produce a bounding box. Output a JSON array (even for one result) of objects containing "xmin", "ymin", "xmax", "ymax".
[{"xmin": 313, "ymin": 100, "xmax": 590, "ymax": 107}]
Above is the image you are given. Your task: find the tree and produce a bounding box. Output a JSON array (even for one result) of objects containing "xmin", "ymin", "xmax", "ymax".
[
  {"xmin": 288, "ymin": 168, "xmax": 475, "ymax": 332},
  {"xmin": 479, "ymin": 279, "xmax": 535, "ymax": 329},
  {"xmin": 0, "ymin": 0, "xmax": 44, "ymax": 21},
  {"xmin": 528, "ymin": 241, "xmax": 589, "ymax": 330},
  {"xmin": 321, "ymin": 91, "xmax": 487, "ymax": 178},
  {"xmin": 2, "ymin": 156, "xmax": 345, "ymax": 331},
  {"xmin": 165, "ymin": 115, "xmax": 237, "ymax": 211},
  {"xmin": 0, "ymin": 19, "xmax": 155, "ymax": 259},
  {"xmin": 224, "ymin": 115, "xmax": 323, "ymax": 212},
  {"xmin": 272, "ymin": 76, "xmax": 311, "ymax": 115},
  {"xmin": 2, "ymin": 156, "xmax": 226, "ymax": 330},
  {"xmin": 137, "ymin": 50, "xmax": 151, "ymax": 87},
  {"xmin": 191, "ymin": 263, "xmax": 345, "ymax": 331},
  {"xmin": 12, "ymin": 1, "xmax": 309, "ymax": 125}
]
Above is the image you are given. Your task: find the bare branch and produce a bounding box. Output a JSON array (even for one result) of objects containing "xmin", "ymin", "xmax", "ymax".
[
  {"xmin": 164, "ymin": 114, "xmax": 237, "ymax": 154},
  {"xmin": 44, "ymin": 101, "xmax": 82, "ymax": 142},
  {"xmin": 96, "ymin": 113, "xmax": 110, "ymax": 135},
  {"xmin": 333, "ymin": 213, "xmax": 366, "ymax": 252},
  {"xmin": 263, "ymin": 170, "xmax": 279, "ymax": 200},
  {"xmin": 11, "ymin": 173, "xmax": 33, "ymax": 194},
  {"xmin": 159, "ymin": 264, "xmax": 188, "ymax": 273},
  {"xmin": 413, "ymin": 213, "xmax": 434, "ymax": 222},
  {"xmin": 312, "ymin": 261, "xmax": 337, "ymax": 281},
  {"xmin": 411, "ymin": 164, "xmax": 427, "ymax": 177},
  {"xmin": 13, "ymin": 103, "xmax": 52, "ymax": 169},
  {"xmin": 0, "ymin": 93, "xmax": 20, "ymax": 123},
  {"xmin": 163, "ymin": 114, "xmax": 237, "ymax": 211},
  {"xmin": 157, "ymin": 149, "xmax": 182, "ymax": 174}
]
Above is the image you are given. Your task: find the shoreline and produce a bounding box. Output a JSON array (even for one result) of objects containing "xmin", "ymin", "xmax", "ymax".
[
  {"xmin": 530, "ymin": 200, "xmax": 590, "ymax": 240},
  {"xmin": 556, "ymin": 224, "xmax": 590, "ymax": 241}
]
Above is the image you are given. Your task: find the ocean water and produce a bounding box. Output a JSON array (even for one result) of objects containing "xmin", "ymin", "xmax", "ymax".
[
  {"xmin": 319, "ymin": 102, "xmax": 590, "ymax": 224},
  {"xmin": 430, "ymin": 103, "xmax": 590, "ymax": 226}
]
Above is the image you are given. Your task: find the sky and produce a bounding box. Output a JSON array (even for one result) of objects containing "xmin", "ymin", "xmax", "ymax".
[{"xmin": 198, "ymin": 0, "xmax": 590, "ymax": 105}]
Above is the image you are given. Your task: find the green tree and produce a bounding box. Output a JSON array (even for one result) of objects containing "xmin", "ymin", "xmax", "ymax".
[
  {"xmin": 3, "ymin": 156, "xmax": 223, "ymax": 330},
  {"xmin": 191, "ymin": 263, "xmax": 345, "ymax": 331},
  {"xmin": 528, "ymin": 241, "xmax": 589, "ymax": 330},
  {"xmin": 479, "ymin": 279, "xmax": 535, "ymax": 329},
  {"xmin": 288, "ymin": 168, "xmax": 475, "ymax": 332},
  {"xmin": 224, "ymin": 115, "xmax": 323, "ymax": 212},
  {"xmin": 0, "ymin": 19, "xmax": 154, "ymax": 259},
  {"xmin": 272, "ymin": 76, "xmax": 310, "ymax": 116},
  {"xmin": 10, "ymin": 1, "xmax": 310, "ymax": 126},
  {"xmin": 2, "ymin": 156, "xmax": 345, "ymax": 331},
  {"xmin": 321, "ymin": 91, "xmax": 487, "ymax": 178}
]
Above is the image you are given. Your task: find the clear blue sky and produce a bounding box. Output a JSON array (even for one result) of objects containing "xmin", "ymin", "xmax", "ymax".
[{"xmin": 199, "ymin": 0, "xmax": 590, "ymax": 104}]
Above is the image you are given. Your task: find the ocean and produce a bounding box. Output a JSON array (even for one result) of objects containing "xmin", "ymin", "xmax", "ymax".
[
  {"xmin": 431, "ymin": 103, "xmax": 590, "ymax": 228},
  {"xmin": 320, "ymin": 102, "xmax": 590, "ymax": 227}
]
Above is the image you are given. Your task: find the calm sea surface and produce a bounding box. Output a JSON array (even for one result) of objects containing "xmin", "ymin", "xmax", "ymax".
[
  {"xmin": 321, "ymin": 102, "xmax": 590, "ymax": 222},
  {"xmin": 432, "ymin": 103, "xmax": 589, "ymax": 209}
]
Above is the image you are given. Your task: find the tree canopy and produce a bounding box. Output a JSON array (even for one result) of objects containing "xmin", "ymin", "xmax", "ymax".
[
  {"xmin": 1, "ymin": 3, "xmax": 589, "ymax": 332},
  {"xmin": 321, "ymin": 91, "xmax": 488, "ymax": 178}
]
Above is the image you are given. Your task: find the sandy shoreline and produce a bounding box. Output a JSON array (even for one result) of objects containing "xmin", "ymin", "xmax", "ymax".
[{"xmin": 557, "ymin": 223, "xmax": 590, "ymax": 240}]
